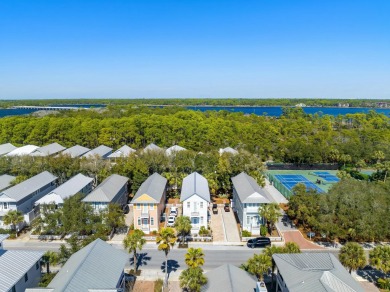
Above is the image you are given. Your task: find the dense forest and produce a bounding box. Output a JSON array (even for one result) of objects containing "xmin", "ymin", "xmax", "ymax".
[
  {"xmin": 0, "ymin": 106, "xmax": 389, "ymax": 164},
  {"xmin": 1, "ymin": 98, "xmax": 390, "ymax": 108}
]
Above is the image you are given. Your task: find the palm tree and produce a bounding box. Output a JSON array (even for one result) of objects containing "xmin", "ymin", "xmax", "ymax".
[
  {"xmin": 3, "ymin": 210, "xmax": 24, "ymax": 237},
  {"xmin": 283, "ymin": 242, "xmax": 301, "ymax": 253},
  {"xmin": 42, "ymin": 251, "xmax": 60, "ymax": 274},
  {"xmin": 369, "ymin": 246, "xmax": 390, "ymax": 274},
  {"xmin": 156, "ymin": 227, "xmax": 177, "ymax": 285},
  {"xmin": 339, "ymin": 242, "xmax": 366, "ymax": 273},
  {"xmin": 258, "ymin": 203, "xmax": 282, "ymax": 234},
  {"xmin": 123, "ymin": 229, "xmax": 146, "ymax": 273},
  {"xmin": 246, "ymin": 253, "xmax": 272, "ymax": 281},
  {"xmin": 185, "ymin": 248, "xmax": 205, "ymax": 268},
  {"xmin": 175, "ymin": 216, "xmax": 192, "ymax": 244},
  {"xmin": 179, "ymin": 267, "xmax": 207, "ymax": 292}
]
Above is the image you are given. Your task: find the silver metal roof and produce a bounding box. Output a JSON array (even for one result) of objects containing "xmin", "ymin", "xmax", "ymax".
[
  {"xmin": 47, "ymin": 239, "xmax": 127, "ymax": 292},
  {"xmin": 272, "ymin": 253, "xmax": 364, "ymax": 292},
  {"xmin": 6, "ymin": 145, "xmax": 39, "ymax": 156},
  {"xmin": 0, "ymin": 249, "xmax": 44, "ymax": 292},
  {"xmin": 82, "ymin": 145, "xmax": 113, "ymax": 158},
  {"xmin": 219, "ymin": 147, "xmax": 238, "ymax": 155},
  {"xmin": 132, "ymin": 173, "xmax": 167, "ymax": 203},
  {"xmin": 36, "ymin": 174, "xmax": 93, "ymax": 204},
  {"xmin": 0, "ymin": 143, "xmax": 17, "ymax": 156},
  {"xmin": 166, "ymin": 145, "xmax": 186, "ymax": 156},
  {"xmin": 0, "ymin": 171, "xmax": 57, "ymax": 203},
  {"xmin": 180, "ymin": 172, "xmax": 210, "ymax": 202},
  {"xmin": 202, "ymin": 264, "xmax": 257, "ymax": 292},
  {"xmin": 31, "ymin": 143, "xmax": 66, "ymax": 156},
  {"xmin": 143, "ymin": 143, "xmax": 162, "ymax": 152},
  {"xmin": 82, "ymin": 174, "xmax": 128, "ymax": 203},
  {"xmin": 107, "ymin": 145, "xmax": 135, "ymax": 158},
  {"xmin": 231, "ymin": 172, "xmax": 273, "ymax": 204},
  {"xmin": 0, "ymin": 174, "xmax": 16, "ymax": 192},
  {"xmin": 61, "ymin": 145, "xmax": 91, "ymax": 158}
]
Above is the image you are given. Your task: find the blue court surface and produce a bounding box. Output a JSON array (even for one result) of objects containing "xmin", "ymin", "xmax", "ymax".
[
  {"xmin": 274, "ymin": 174, "xmax": 324, "ymax": 193},
  {"xmin": 313, "ymin": 171, "xmax": 340, "ymax": 182}
]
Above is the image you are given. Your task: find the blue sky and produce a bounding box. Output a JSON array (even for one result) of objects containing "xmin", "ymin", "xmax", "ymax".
[{"xmin": 0, "ymin": 0, "xmax": 389, "ymax": 99}]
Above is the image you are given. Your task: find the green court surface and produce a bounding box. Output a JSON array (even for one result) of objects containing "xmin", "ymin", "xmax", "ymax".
[{"xmin": 266, "ymin": 169, "xmax": 339, "ymax": 198}]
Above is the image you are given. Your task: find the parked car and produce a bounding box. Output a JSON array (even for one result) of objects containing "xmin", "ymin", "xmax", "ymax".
[
  {"xmin": 212, "ymin": 204, "xmax": 218, "ymax": 214},
  {"xmin": 224, "ymin": 203, "xmax": 230, "ymax": 212},
  {"xmin": 247, "ymin": 237, "xmax": 271, "ymax": 248},
  {"xmin": 167, "ymin": 216, "xmax": 176, "ymax": 227},
  {"xmin": 170, "ymin": 207, "xmax": 178, "ymax": 217}
]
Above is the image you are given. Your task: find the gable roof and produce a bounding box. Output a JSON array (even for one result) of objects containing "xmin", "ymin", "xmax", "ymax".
[
  {"xmin": 219, "ymin": 147, "xmax": 238, "ymax": 155},
  {"xmin": 133, "ymin": 173, "xmax": 167, "ymax": 204},
  {"xmin": 31, "ymin": 143, "xmax": 66, "ymax": 157},
  {"xmin": 231, "ymin": 172, "xmax": 273, "ymax": 204},
  {"xmin": 0, "ymin": 143, "xmax": 17, "ymax": 156},
  {"xmin": 143, "ymin": 143, "xmax": 162, "ymax": 152},
  {"xmin": 0, "ymin": 171, "xmax": 57, "ymax": 203},
  {"xmin": 0, "ymin": 234, "xmax": 9, "ymax": 244},
  {"xmin": 272, "ymin": 253, "xmax": 364, "ymax": 292},
  {"xmin": 6, "ymin": 145, "xmax": 39, "ymax": 156},
  {"xmin": 107, "ymin": 145, "xmax": 136, "ymax": 158},
  {"xmin": 82, "ymin": 174, "xmax": 128, "ymax": 203},
  {"xmin": 0, "ymin": 175, "xmax": 16, "ymax": 192},
  {"xmin": 180, "ymin": 172, "xmax": 210, "ymax": 202},
  {"xmin": 202, "ymin": 264, "xmax": 257, "ymax": 292},
  {"xmin": 46, "ymin": 239, "xmax": 127, "ymax": 292},
  {"xmin": 36, "ymin": 174, "xmax": 93, "ymax": 205},
  {"xmin": 166, "ymin": 145, "xmax": 186, "ymax": 156},
  {"xmin": 0, "ymin": 249, "xmax": 44, "ymax": 292},
  {"xmin": 82, "ymin": 145, "xmax": 113, "ymax": 158},
  {"xmin": 61, "ymin": 145, "xmax": 91, "ymax": 158}
]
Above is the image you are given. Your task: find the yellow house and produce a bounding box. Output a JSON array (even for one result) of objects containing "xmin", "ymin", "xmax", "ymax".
[{"xmin": 132, "ymin": 173, "xmax": 167, "ymax": 233}]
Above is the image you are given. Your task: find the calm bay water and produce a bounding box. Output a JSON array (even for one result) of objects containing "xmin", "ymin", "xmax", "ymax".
[{"xmin": 1, "ymin": 105, "xmax": 390, "ymax": 118}]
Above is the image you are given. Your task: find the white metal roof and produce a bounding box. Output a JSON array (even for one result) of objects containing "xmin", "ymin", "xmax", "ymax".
[
  {"xmin": 61, "ymin": 145, "xmax": 91, "ymax": 158},
  {"xmin": 0, "ymin": 171, "xmax": 57, "ymax": 202},
  {"xmin": 6, "ymin": 145, "xmax": 39, "ymax": 156},
  {"xmin": 0, "ymin": 143, "xmax": 17, "ymax": 156},
  {"xmin": 31, "ymin": 143, "xmax": 66, "ymax": 156},
  {"xmin": 143, "ymin": 143, "xmax": 162, "ymax": 152},
  {"xmin": 0, "ymin": 249, "xmax": 44, "ymax": 292},
  {"xmin": 36, "ymin": 174, "xmax": 93, "ymax": 205},
  {"xmin": 82, "ymin": 174, "xmax": 128, "ymax": 203},
  {"xmin": 180, "ymin": 172, "xmax": 210, "ymax": 202},
  {"xmin": 107, "ymin": 145, "xmax": 135, "ymax": 158},
  {"xmin": 166, "ymin": 145, "xmax": 186, "ymax": 156},
  {"xmin": 219, "ymin": 147, "xmax": 238, "ymax": 155},
  {"xmin": 0, "ymin": 175, "xmax": 16, "ymax": 192}
]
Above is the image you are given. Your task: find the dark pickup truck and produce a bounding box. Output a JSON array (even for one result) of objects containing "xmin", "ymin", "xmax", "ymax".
[{"xmin": 212, "ymin": 204, "xmax": 218, "ymax": 214}]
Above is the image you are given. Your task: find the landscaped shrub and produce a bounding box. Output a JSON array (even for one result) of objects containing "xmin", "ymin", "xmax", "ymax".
[
  {"xmin": 199, "ymin": 226, "xmax": 209, "ymax": 236},
  {"xmin": 242, "ymin": 230, "xmax": 252, "ymax": 237},
  {"xmin": 154, "ymin": 279, "xmax": 164, "ymax": 292},
  {"xmin": 151, "ymin": 230, "xmax": 158, "ymax": 235},
  {"xmin": 260, "ymin": 225, "xmax": 267, "ymax": 236},
  {"xmin": 378, "ymin": 278, "xmax": 390, "ymax": 290}
]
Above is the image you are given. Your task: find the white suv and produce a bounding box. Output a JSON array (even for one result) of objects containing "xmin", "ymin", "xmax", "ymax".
[
  {"xmin": 169, "ymin": 207, "xmax": 178, "ymax": 217},
  {"xmin": 167, "ymin": 216, "xmax": 176, "ymax": 227}
]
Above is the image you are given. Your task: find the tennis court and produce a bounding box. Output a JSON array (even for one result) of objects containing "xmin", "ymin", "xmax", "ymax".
[
  {"xmin": 274, "ymin": 174, "xmax": 324, "ymax": 193},
  {"xmin": 313, "ymin": 171, "xmax": 340, "ymax": 182}
]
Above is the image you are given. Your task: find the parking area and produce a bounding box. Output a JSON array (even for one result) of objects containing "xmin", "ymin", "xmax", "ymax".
[
  {"xmin": 210, "ymin": 207, "xmax": 225, "ymax": 242},
  {"xmin": 221, "ymin": 206, "xmax": 241, "ymax": 242}
]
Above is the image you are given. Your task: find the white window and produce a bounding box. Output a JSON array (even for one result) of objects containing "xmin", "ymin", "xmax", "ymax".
[
  {"xmin": 246, "ymin": 216, "xmax": 250, "ymax": 225},
  {"xmin": 200, "ymin": 217, "xmax": 204, "ymax": 224},
  {"xmin": 151, "ymin": 217, "xmax": 154, "ymax": 225},
  {"xmin": 137, "ymin": 217, "xmax": 141, "ymax": 225},
  {"xmin": 200, "ymin": 202, "xmax": 203, "ymax": 208},
  {"xmin": 137, "ymin": 204, "xmax": 141, "ymax": 210},
  {"xmin": 150, "ymin": 204, "xmax": 154, "ymax": 210},
  {"xmin": 187, "ymin": 202, "xmax": 190, "ymax": 208},
  {"xmin": 3, "ymin": 203, "xmax": 7, "ymax": 210}
]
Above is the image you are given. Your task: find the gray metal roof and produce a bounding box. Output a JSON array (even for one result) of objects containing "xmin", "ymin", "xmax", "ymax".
[
  {"xmin": 180, "ymin": 172, "xmax": 210, "ymax": 202},
  {"xmin": 61, "ymin": 145, "xmax": 91, "ymax": 158},
  {"xmin": 0, "ymin": 249, "xmax": 44, "ymax": 292},
  {"xmin": 166, "ymin": 145, "xmax": 186, "ymax": 156},
  {"xmin": 202, "ymin": 264, "xmax": 257, "ymax": 292},
  {"xmin": 82, "ymin": 174, "xmax": 128, "ymax": 203},
  {"xmin": 132, "ymin": 173, "xmax": 167, "ymax": 204},
  {"xmin": 143, "ymin": 143, "xmax": 162, "ymax": 152},
  {"xmin": 107, "ymin": 145, "xmax": 136, "ymax": 158},
  {"xmin": 0, "ymin": 143, "xmax": 17, "ymax": 156},
  {"xmin": 231, "ymin": 172, "xmax": 273, "ymax": 204},
  {"xmin": 272, "ymin": 253, "xmax": 364, "ymax": 292},
  {"xmin": 31, "ymin": 143, "xmax": 66, "ymax": 156},
  {"xmin": 0, "ymin": 171, "xmax": 57, "ymax": 203},
  {"xmin": 47, "ymin": 239, "xmax": 127, "ymax": 292},
  {"xmin": 82, "ymin": 145, "xmax": 113, "ymax": 158},
  {"xmin": 0, "ymin": 234, "xmax": 9, "ymax": 244},
  {"xmin": 36, "ymin": 174, "xmax": 93, "ymax": 204},
  {"xmin": 0, "ymin": 175, "xmax": 16, "ymax": 192}
]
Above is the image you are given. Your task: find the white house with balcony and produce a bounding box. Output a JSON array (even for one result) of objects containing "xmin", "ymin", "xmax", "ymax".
[
  {"xmin": 180, "ymin": 172, "xmax": 210, "ymax": 234},
  {"xmin": 231, "ymin": 172, "xmax": 273, "ymax": 235},
  {"xmin": 0, "ymin": 171, "xmax": 57, "ymax": 229}
]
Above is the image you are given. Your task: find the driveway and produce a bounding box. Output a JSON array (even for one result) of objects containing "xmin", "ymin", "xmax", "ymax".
[
  {"xmin": 283, "ymin": 230, "xmax": 324, "ymax": 250},
  {"xmin": 210, "ymin": 207, "xmax": 225, "ymax": 242},
  {"xmin": 221, "ymin": 208, "xmax": 240, "ymax": 243}
]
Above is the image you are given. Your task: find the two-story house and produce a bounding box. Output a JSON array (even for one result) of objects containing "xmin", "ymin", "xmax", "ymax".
[
  {"xmin": 82, "ymin": 174, "xmax": 129, "ymax": 212},
  {"xmin": 30, "ymin": 142, "xmax": 66, "ymax": 157},
  {"xmin": 231, "ymin": 172, "xmax": 273, "ymax": 235},
  {"xmin": 132, "ymin": 173, "xmax": 167, "ymax": 233},
  {"xmin": 180, "ymin": 172, "xmax": 210, "ymax": 233},
  {"xmin": 0, "ymin": 171, "xmax": 57, "ymax": 229},
  {"xmin": 35, "ymin": 173, "xmax": 93, "ymax": 206},
  {"xmin": 0, "ymin": 234, "xmax": 44, "ymax": 292}
]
